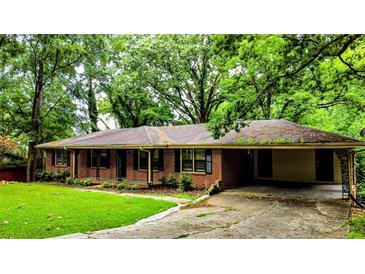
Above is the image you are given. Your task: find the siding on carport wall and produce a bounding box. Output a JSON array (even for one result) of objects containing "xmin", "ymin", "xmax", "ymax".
[{"xmin": 254, "ymin": 149, "xmax": 341, "ymax": 183}]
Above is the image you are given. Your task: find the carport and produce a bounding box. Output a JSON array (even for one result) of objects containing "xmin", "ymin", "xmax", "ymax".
[{"xmin": 220, "ymin": 146, "xmax": 357, "ymax": 200}]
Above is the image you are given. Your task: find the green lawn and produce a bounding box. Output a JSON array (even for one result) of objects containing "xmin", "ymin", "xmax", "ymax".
[
  {"xmin": 0, "ymin": 183, "xmax": 176, "ymax": 239},
  {"xmin": 348, "ymin": 215, "xmax": 365, "ymax": 239}
]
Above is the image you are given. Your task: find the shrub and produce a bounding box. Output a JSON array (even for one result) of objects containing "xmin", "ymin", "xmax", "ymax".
[
  {"xmin": 178, "ymin": 173, "xmax": 193, "ymax": 191},
  {"xmin": 162, "ymin": 174, "xmax": 178, "ymax": 188},
  {"xmin": 131, "ymin": 184, "xmax": 139, "ymax": 190},
  {"xmin": 81, "ymin": 179, "xmax": 93, "ymax": 186},
  {"xmin": 125, "ymin": 185, "xmax": 132, "ymax": 190},
  {"xmin": 101, "ymin": 182, "xmax": 112, "ymax": 188},
  {"xmin": 116, "ymin": 182, "xmax": 126, "ymax": 189},
  {"xmin": 65, "ymin": 177, "xmax": 76, "ymax": 185},
  {"xmin": 37, "ymin": 171, "xmax": 70, "ymax": 182}
]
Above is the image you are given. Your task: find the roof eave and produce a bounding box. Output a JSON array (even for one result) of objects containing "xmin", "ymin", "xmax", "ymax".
[{"xmin": 36, "ymin": 142, "xmax": 365, "ymax": 150}]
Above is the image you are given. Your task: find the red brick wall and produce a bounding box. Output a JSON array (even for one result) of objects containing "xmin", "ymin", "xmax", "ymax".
[
  {"xmin": 45, "ymin": 149, "xmax": 72, "ymax": 174},
  {"xmin": 45, "ymin": 148, "xmax": 223, "ymax": 189},
  {"xmin": 221, "ymin": 149, "xmax": 250, "ymax": 189},
  {"xmin": 126, "ymin": 149, "xmax": 222, "ymax": 189}
]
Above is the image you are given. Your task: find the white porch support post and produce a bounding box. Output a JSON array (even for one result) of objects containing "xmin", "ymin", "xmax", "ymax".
[{"xmin": 140, "ymin": 147, "xmax": 151, "ymax": 183}]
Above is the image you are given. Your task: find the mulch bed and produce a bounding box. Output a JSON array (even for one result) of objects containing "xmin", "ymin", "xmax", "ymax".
[{"xmin": 89, "ymin": 184, "xmax": 207, "ymax": 197}]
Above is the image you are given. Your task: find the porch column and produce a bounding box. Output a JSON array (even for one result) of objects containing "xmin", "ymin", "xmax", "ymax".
[
  {"xmin": 95, "ymin": 150, "xmax": 100, "ymax": 181},
  {"xmin": 73, "ymin": 149, "xmax": 79, "ymax": 179},
  {"xmin": 150, "ymin": 150, "xmax": 153, "ymax": 184},
  {"xmin": 334, "ymin": 149, "xmax": 354, "ymax": 199}
]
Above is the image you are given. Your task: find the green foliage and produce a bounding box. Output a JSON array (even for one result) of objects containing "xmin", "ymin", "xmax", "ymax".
[
  {"xmin": 160, "ymin": 174, "xmax": 178, "ymax": 188},
  {"xmin": 348, "ymin": 216, "xmax": 365, "ymax": 239},
  {"xmin": 208, "ymin": 34, "xmax": 365, "ymax": 138},
  {"xmin": 65, "ymin": 177, "xmax": 76, "ymax": 185},
  {"xmin": 116, "ymin": 182, "xmax": 126, "ymax": 189},
  {"xmin": 131, "ymin": 184, "xmax": 139, "ymax": 190},
  {"xmin": 38, "ymin": 171, "xmax": 70, "ymax": 182},
  {"xmin": 178, "ymin": 173, "xmax": 193, "ymax": 191},
  {"xmin": 101, "ymin": 182, "xmax": 112, "ymax": 188}
]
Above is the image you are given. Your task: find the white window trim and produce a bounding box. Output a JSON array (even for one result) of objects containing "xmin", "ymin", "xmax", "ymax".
[
  {"xmin": 180, "ymin": 148, "xmax": 207, "ymax": 173},
  {"xmin": 55, "ymin": 149, "xmax": 68, "ymax": 167}
]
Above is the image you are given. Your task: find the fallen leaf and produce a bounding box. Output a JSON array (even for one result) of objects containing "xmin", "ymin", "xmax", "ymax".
[{"xmin": 2, "ymin": 220, "xmax": 8, "ymax": 225}]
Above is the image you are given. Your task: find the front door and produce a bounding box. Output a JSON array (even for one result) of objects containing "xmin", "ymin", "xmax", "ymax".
[
  {"xmin": 116, "ymin": 150, "xmax": 127, "ymax": 179},
  {"xmin": 315, "ymin": 149, "xmax": 334, "ymax": 181}
]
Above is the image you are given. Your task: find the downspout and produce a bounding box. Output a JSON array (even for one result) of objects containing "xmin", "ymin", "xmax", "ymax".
[
  {"xmin": 139, "ymin": 147, "xmax": 152, "ymax": 184},
  {"xmin": 64, "ymin": 146, "xmax": 74, "ymax": 178}
]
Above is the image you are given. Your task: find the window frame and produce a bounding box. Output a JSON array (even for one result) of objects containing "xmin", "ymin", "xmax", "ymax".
[
  {"xmin": 55, "ymin": 149, "xmax": 68, "ymax": 167},
  {"xmin": 90, "ymin": 149, "xmax": 109, "ymax": 169},
  {"xmin": 138, "ymin": 150, "xmax": 160, "ymax": 171},
  {"xmin": 180, "ymin": 148, "xmax": 209, "ymax": 173}
]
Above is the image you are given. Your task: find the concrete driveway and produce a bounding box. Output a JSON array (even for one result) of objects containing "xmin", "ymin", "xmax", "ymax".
[{"xmin": 57, "ymin": 187, "xmax": 351, "ymax": 239}]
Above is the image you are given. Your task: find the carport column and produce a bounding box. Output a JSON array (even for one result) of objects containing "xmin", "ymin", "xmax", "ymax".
[
  {"xmin": 334, "ymin": 149, "xmax": 352, "ymax": 199},
  {"xmin": 349, "ymin": 150, "xmax": 356, "ymax": 198}
]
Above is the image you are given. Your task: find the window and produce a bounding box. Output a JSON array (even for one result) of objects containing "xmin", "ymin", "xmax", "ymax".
[
  {"xmin": 90, "ymin": 149, "xmax": 110, "ymax": 168},
  {"xmin": 139, "ymin": 151, "xmax": 148, "ymax": 170},
  {"xmin": 180, "ymin": 148, "xmax": 211, "ymax": 173},
  {"xmin": 55, "ymin": 149, "xmax": 68, "ymax": 166},
  {"xmin": 257, "ymin": 149, "xmax": 272, "ymax": 178},
  {"xmin": 182, "ymin": 149, "xmax": 193, "ymax": 171},
  {"xmin": 152, "ymin": 150, "xmax": 159, "ymax": 170},
  {"xmin": 194, "ymin": 149, "xmax": 206, "ymax": 172}
]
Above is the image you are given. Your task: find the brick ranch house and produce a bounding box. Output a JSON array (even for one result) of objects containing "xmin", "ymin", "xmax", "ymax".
[{"xmin": 36, "ymin": 119, "xmax": 365, "ymax": 198}]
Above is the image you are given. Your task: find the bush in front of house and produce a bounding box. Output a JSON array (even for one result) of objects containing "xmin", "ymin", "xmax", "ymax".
[
  {"xmin": 65, "ymin": 177, "xmax": 76, "ymax": 185},
  {"xmin": 131, "ymin": 184, "xmax": 139, "ymax": 190},
  {"xmin": 116, "ymin": 182, "xmax": 126, "ymax": 189},
  {"xmin": 178, "ymin": 173, "xmax": 193, "ymax": 191},
  {"xmin": 160, "ymin": 174, "xmax": 178, "ymax": 188},
  {"xmin": 102, "ymin": 182, "xmax": 112, "ymax": 188},
  {"xmin": 38, "ymin": 171, "xmax": 70, "ymax": 182}
]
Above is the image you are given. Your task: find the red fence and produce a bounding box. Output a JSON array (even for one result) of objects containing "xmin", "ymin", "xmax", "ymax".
[{"xmin": 0, "ymin": 166, "xmax": 27, "ymax": 182}]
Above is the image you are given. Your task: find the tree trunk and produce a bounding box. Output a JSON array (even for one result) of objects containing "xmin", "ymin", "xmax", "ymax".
[
  {"xmin": 26, "ymin": 62, "xmax": 44, "ymax": 182},
  {"xmin": 87, "ymin": 77, "xmax": 99, "ymax": 132}
]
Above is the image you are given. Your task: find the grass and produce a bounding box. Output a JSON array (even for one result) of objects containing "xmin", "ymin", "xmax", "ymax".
[
  {"xmin": 0, "ymin": 183, "xmax": 176, "ymax": 239},
  {"xmin": 348, "ymin": 214, "xmax": 365, "ymax": 239}
]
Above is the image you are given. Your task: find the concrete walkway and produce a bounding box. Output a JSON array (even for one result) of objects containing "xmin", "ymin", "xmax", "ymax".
[
  {"xmin": 79, "ymin": 189, "xmax": 192, "ymax": 204},
  {"xmin": 225, "ymin": 184, "xmax": 343, "ymax": 200},
  {"xmin": 54, "ymin": 188, "xmax": 350, "ymax": 239}
]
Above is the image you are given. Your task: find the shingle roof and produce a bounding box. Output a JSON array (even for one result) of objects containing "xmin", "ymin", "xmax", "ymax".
[{"xmin": 35, "ymin": 119, "xmax": 365, "ymax": 149}]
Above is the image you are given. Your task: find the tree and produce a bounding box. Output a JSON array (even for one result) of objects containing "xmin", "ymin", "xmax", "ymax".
[
  {"xmin": 0, "ymin": 35, "xmax": 84, "ymax": 181},
  {"xmin": 208, "ymin": 34, "xmax": 365, "ymax": 138},
  {"xmin": 72, "ymin": 35, "xmax": 112, "ymax": 132},
  {"xmin": 104, "ymin": 70, "xmax": 173, "ymax": 128},
  {"xmin": 112, "ymin": 35, "xmax": 224, "ymax": 123}
]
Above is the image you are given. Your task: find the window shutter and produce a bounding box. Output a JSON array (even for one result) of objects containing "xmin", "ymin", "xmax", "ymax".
[
  {"xmin": 174, "ymin": 149, "xmax": 180, "ymax": 172},
  {"xmin": 51, "ymin": 150, "xmax": 55, "ymax": 166},
  {"xmin": 205, "ymin": 149, "xmax": 212, "ymax": 174},
  {"xmin": 158, "ymin": 149, "xmax": 164, "ymax": 171},
  {"xmin": 67, "ymin": 151, "xmax": 71, "ymax": 167},
  {"xmin": 105, "ymin": 150, "xmax": 110, "ymax": 169},
  {"xmin": 133, "ymin": 150, "xmax": 138, "ymax": 170},
  {"xmin": 87, "ymin": 150, "xmax": 91, "ymax": 168}
]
